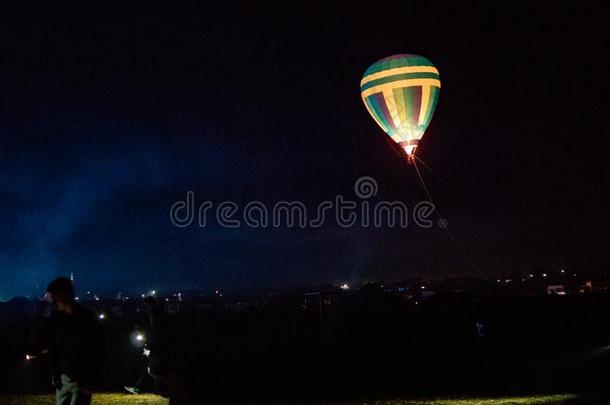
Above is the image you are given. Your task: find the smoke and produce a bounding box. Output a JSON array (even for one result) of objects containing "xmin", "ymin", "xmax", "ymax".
[{"xmin": 0, "ymin": 140, "xmax": 191, "ymax": 299}]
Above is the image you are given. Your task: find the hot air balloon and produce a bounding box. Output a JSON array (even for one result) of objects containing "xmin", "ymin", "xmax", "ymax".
[{"xmin": 360, "ymin": 54, "xmax": 441, "ymax": 162}]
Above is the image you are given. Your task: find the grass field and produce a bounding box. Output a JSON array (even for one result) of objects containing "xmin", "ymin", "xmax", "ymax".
[
  {"xmin": 0, "ymin": 394, "xmax": 167, "ymax": 405},
  {"xmin": 0, "ymin": 393, "xmax": 579, "ymax": 404}
]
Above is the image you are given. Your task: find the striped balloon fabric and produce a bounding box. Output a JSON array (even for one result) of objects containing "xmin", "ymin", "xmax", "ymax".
[{"xmin": 360, "ymin": 54, "xmax": 441, "ymax": 158}]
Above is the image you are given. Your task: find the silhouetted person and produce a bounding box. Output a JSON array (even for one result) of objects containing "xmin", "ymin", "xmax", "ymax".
[
  {"xmin": 45, "ymin": 277, "xmax": 104, "ymax": 405},
  {"xmin": 125, "ymin": 296, "xmax": 170, "ymax": 396}
]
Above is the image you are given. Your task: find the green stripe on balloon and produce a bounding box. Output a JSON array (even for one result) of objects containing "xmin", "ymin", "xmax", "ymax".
[
  {"xmin": 425, "ymin": 86, "xmax": 441, "ymax": 126},
  {"xmin": 405, "ymin": 86, "xmax": 421, "ymax": 126},
  {"xmin": 363, "ymin": 54, "xmax": 435, "ymax": 76},
  {"xmin": 366, "ymin": 96, "xmax": 391, "ymax": 133}
]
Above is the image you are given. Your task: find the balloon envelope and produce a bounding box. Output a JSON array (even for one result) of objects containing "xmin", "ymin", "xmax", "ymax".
[{"xmin": 360, "ymin": 54, "xmax": 441, "ymax": 159}]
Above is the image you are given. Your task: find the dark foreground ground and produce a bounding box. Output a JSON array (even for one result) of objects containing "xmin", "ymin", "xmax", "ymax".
[
  {"xmin": 3, "ymin": 288, "xmax": 610, "ymax": 403},
  {"xmin": 0, "ymin": 393, "xmax": 587, "ymax": 404}
]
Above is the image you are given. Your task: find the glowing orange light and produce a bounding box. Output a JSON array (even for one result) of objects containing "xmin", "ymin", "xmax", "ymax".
[{"xmin": 403, "ymin": 144, "xmax": 417, "ymax": 161}]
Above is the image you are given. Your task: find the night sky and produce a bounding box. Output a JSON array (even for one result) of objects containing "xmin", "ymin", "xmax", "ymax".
[{"xmin": 1, "ymin": 3, "xmax": 608, "ymax": 300}]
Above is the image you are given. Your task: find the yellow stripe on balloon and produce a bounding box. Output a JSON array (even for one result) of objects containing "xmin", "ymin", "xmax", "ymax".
[
  {"xmin": 360, "ymin": 79, "xmax": 441, "ymax": 99},
  {"xmin": 418, "ymin": 85, "xmax": 431, "ymax": 125},
  {"xmin": 360, "ymin": 65, "xmax": 439, "ymax": 86},
  {"xmin": 393, "ymin": 87, "xmax": 408, "ymax": 126}
]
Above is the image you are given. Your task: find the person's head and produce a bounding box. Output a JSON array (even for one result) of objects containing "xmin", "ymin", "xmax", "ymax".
[{"xmin": 47, "ymin": 277, "xmax": 75, "ymax": 312}]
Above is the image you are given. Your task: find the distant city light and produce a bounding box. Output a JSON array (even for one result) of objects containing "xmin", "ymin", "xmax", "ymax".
[
  {"xmin": 136, "ymin": 334, "xmax": 144, "ymax": 341},
  {"xmin": 74, "ymin": 296, "xmax": 79, "ymax": 301},
  {"xmin": 420, "ymin": 285, "xmax": 426, "ymax": 290},
  {"xmin": 340, "ymin": 283, "xmax": 350, "ymax": 290},
  {"xmin": 98, "ymin": 313, "xmax": 105, "ymax": 320},
  {"xmin": 151, "ymin": 290, "xmax": 156, "ymax": 296},
  {"xmin": 141, "ymin": 294, "xmax": 145, "ymax": 298},
  {"xmin": 560, "ymin": 269, "xmax": 565, "ymax": 273},
  {"xmin": 542, "ymin": 273, "xmax": 548, "ymax": 278},
  {"xmin": 497, "ymin": 279, "xmax": 501, "ymax": 283},
  {"xmin": 25, "ymin": 354, "xmax": 31, "ymax": 361},
  {"xmin": 529, "ymin": 274, "xmax": 534, "ymax": 278}
]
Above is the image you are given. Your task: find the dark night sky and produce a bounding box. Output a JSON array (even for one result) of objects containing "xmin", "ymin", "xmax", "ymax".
[{"xmin": 1, "ymin": 3, "xmax": 609, "ymax": 299}]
